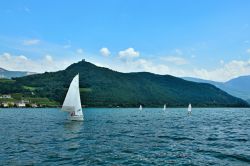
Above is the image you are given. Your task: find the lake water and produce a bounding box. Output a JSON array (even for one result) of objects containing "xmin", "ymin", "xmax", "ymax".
[{"xmin": 0, "ymin": 108, "xmax": 250, "ymax": 165}]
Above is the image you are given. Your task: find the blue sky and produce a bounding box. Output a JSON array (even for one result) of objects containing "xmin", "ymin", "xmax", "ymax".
[{"xmin": 0, "ymin": 0, "xmax": 250, "ymax": 81}]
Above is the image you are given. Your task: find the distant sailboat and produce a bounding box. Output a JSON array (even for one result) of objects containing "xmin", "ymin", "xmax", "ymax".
[
  {"xmin": 139, "ymin": 105, "xmax": 142, "ymax": 110},
  {"xmin": 61, "ymin": 74, "xmax": 84, "ymax": 121},
  {"xmin": 188, "ymin": 103, "xmax": 192, "ymax": 114},
  {"xmin": 163, "ymin": 104, "xmax": 166, "ymax": 110}
]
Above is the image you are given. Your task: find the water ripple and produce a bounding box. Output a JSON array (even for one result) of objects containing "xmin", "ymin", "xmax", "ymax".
[{"xmin": 0, "ymin": 108, "xmax": 250, "ymax": 165}]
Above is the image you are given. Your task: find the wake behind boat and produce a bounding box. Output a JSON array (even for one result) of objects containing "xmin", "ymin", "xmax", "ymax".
[{"xmin": 61, "ymin": 74, "xmax": 84, "ymax": 121}]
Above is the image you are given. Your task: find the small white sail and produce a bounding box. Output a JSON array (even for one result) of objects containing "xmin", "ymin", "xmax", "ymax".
[
  {"xmin": 188, "ymin": 103, "xmax": 192, "ymax": 113},
  {"xmin": 139, "ymin": 105, "xmax": 142, "ymax": 110},
  {"xmin": 62, "ymin": 74, "xmax": 83, "ymax": 121},
  {"xmin": 163, "ymin": 104, "xmax": 166, "ymax": 110}
]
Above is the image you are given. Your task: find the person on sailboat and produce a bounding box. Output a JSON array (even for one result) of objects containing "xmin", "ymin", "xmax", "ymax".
[{"xmin": 71, "ymin": 112, "xmax": 75, "ymax": 116}]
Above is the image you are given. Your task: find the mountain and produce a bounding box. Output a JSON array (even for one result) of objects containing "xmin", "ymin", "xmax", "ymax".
[
  {"xmin": 182, "ymin": 77, "xmax": 223, "ymax": 87},
  {"xmin": 182, "ymin": 76, "xmax": 250, "ymax": 102},
  {"xmin": 0, "ymin": 67, "xmax": 36, "ymax": 79},
  {"xmin": 246, "ymin": 99, "xmax": 250, "ymax": 105},
  {"xmin": 225, "ymin": 75, "xmax": 250, "ymax": 93},
  {"xmin": 0, "ymin": 60, "xmax": 248, "ymax": 107}
]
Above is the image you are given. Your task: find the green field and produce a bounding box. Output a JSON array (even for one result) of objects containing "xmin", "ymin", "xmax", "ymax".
[
  {"xmin": 23, "ymin": 86, "xmax": 38, "ymax": 91},
  {"xmin": 80, "ymin": 88, "xmax": 92, "ymax": 92},
  {"xmin": 0, "ymin": 78, "xmax": 16, "ymax": 83}
]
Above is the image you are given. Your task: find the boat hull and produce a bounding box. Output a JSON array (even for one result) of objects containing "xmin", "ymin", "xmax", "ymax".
[{"xmin": 68, "ymin": 115, "xmax": 84, "ymax": 121}]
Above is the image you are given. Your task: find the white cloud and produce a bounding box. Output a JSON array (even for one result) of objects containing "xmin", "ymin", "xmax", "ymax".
[
  {"xmin": 192, "ymin": 59, "xmax": 250, "ymax": 81},
  {"xmin": 114, "ymin": 58, "xmax": 169, "ymax": 74},
  {"xmin": 95, "ymin": 62, "xmax": 110, "ymax": 68},
  {"xmin": 162, "ymin": 56, "xmax": 188, "ymax": 65},
  {"xmin": 133, "ymin": 59, "xmax": 171, "ymax": 74},
  {"xmin": 18, "ymin": 55, "xmax": 28, "ymax": 61},
  {"xmin": 76, "ymin": 48, "xmax": 83, "ymax": 54},
  {"xmin": 23, "ymin": 39, "xmax": 40, "ymax": 46},
  {"xmin": 63, "ymin": 44, "xmax": 71, "ymax": 49},
  {"xmin": 0, "ymin": 53, "xmax": 35, "ymax": 71},
  {"xmin": 220, "ymin": 60, "xmax": 224, "ymax": 65},
  {"xmin": 2, "ymin": 52, "xmax": 11, "ymax": 60},
  {"xmin": 114, "ymin": 57, "xmax": 190, "ymax": 77},
  {"xmin": 118, "ymin": 48, "xmax": 140, "ymax": 59},
  {"xmin": 45, "ymin": 55, "xmax": 53, "ymax": 62},
  {"xmin": 1, "ymin": 47, "xmax": 250, "ymax": 82},
  {"xmin": 246, "ymin": 48, "xmax": 250, "ymax": 54},
  {"xmin": 115, "ymin": 52, "xmax": 250, "ymax": 81},
  {"xmin": 0, "ymin": 52, "xmax": 73, "ymax": 72},
  {"xmin": 100, "ymin": 47, "xmax": 111, "ymax": 56},
  {"xmin": 175, "ymin": 49, "xmax": 183, "ymax": 55}
]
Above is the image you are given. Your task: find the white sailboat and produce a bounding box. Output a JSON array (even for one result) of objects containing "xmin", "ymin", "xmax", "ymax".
[
  {"xmin": 163, "ymin": 104, "xmax": 166, "ymax": 110},
  {"xmin": 188, "ymin": 103, "xmax": 192, "ymax": 114},
  {"xmin": 139, "ymin": 105, "xmax": 142, "ymax": 110},
  {"xmin": 61, "ymin": 74, "xmax": 84, "ymax": 121}
]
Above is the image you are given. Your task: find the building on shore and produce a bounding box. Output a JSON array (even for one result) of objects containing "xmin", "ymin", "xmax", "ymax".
[
  {"xmin": 1, "ymin": 102, "xmax": 14, "ymax": 107},
  {"xmin": 2, "ymin": 103, "xmax": 9, "ymax": 107},
  {"xmin": 16, "ymin": 102, "xmax": 26, "ymax": 107},
  {"xmin": 0, "ymin": 94, "xmax": 12, "ymax": 99},
  {"xmin": 31, "ymin": 103, "xmax": 38, "ymax": 108},
  {"xmin": 21, "ymin": 99, "xmax": 30, "ymax": 104},
  {"xmin": 15, "ymin": 99, "xmax": 30, "ymax": 107}
]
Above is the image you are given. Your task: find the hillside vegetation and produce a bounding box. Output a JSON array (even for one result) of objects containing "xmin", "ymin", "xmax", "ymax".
[{"xmin": 0, "ymin": 60, "xmax": 248, "ymax": 107}]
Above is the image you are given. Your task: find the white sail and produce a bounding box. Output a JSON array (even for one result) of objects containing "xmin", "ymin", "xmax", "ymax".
[
  {"xmin": 139, "ymin": 105, "xmax": 142, "ymax": 110},
  {"xmin": 62, "ymin": 74, "xmax": 83, "ymax": 119},
  {"xmin": 163, "ymin": 104, "xmax": 166, "ymax": 110},
  {"xmin": 188, "ymin": 104, "xmax": 192, "ymax": 112}
]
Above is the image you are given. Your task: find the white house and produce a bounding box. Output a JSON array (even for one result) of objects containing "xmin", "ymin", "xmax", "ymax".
[
  {"xmin": 0, "ymin": 94, "xmax": 12, "ymax": 99},
  {"xmin": 16, "ymin": 102, "xmax": 26, "ymax": 107},
  {"xmin": 2, "ymin": 103, "xmax": 9, "ymax": 107},
  {"xmin": 31, "ymin": 103, "xmax": 38, "ymax": 108},
  {"xmin": 1, "ymin": 102, "xmax": 14, "ymax": 107}
]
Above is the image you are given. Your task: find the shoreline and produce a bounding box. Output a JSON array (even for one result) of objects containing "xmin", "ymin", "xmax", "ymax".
[{"xmin": 1, "ymin": 106, "xmax": 250, "ymax": 108}]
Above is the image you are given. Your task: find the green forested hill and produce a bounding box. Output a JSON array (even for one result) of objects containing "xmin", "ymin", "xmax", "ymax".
[{"xmin": 1, "ymin": 60, "xmax": 249, "ymax": 107}]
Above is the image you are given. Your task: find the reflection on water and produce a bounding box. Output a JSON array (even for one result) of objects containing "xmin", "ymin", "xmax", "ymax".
[
  {"xmin": 62, "ymin": 121, "xmax": 83, "ymax": 152},
  {"xmin": 0, "ymin": 108, "xmax": 250, "ymax": 165},
  {"xmin": 63, "ymin": 121, "xmax": 83, "ymax": 132}
]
